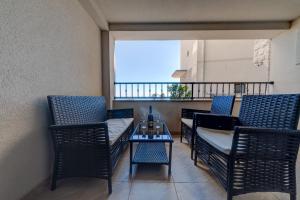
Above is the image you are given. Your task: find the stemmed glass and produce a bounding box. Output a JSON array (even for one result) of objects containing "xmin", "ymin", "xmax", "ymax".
[
  {"xmin": 155, "ymin": 122, "xmax": 161, "ymax": 137},
  {"xmin": 154, "ymin": 114, "xmax": 161, "ymax": 137},
  {"xmin": 140, "ymin": 120, "xmax": 147, "ymax": 138}
]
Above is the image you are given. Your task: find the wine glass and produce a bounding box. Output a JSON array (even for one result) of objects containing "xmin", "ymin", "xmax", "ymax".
[
  {"xmin": 141, "ymin": 120, "xmax": 147, "ymax": 138},
  {"xmin": 155, "ymin": 120, "xmax": 161, "ymax": 137}
]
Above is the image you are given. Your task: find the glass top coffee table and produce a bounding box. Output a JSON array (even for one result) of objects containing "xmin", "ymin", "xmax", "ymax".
[{"xmin": 129, "ymin": 121, "xmax": 174, "ymax": 176}]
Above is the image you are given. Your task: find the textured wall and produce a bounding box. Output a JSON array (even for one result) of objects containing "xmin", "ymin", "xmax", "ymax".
[
  {"xmin": 0, "ymin": 0, "xmax": 101, "ymax": 199},
  {"xmin": 180, "ymin": 40, "xmax": 269, "ymax": 82},
  {"xmin": 180, "ymin": 40, "xmax": 199, "ymax": 82},
  {"xmin": 270, "ymin": 18, "xmax": 300, "ymax": 94},
  {"xmin": 204, "ymin": 40, "xmax": 268, "ymax": 82},
  {"xmin": 253, "ymin": 39, "xmax": 271, "ymax": 68}
]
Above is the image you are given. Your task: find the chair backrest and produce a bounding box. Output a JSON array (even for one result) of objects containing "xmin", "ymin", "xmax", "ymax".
[
  {"xmin": 47, "ymin": 96, "xmax": 107, "ymax": 125},
  {"xmin": 210, "ymin": 95, "xmax": 235, "ymax": 115},
  {"xmin": 239, "ymin": 94, "xmax": 300, "ymax": 129}
]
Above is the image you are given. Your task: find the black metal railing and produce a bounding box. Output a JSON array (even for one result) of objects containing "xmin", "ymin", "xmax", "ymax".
[{"xmin": 114, "ymin": 81, "xmax": 274, "ymax": 100}]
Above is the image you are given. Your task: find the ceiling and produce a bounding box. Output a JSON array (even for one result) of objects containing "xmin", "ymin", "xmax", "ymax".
[
  {"xmin": 111, "ymin": 30, "xmax": 287, "ymax": 40},
  {"xmin": 95, "ymin": 0, "xmax": 300, "ymax": 23},
  {"xmin": 79, "ymin": 0, "xmax": 299, "ymax": 39}
]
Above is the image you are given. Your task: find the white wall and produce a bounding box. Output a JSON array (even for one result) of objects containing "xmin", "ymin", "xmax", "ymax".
[
  {"xmin": 204, "ymin": 40, "xmax": 268, "ymax": 82},
  {"xmin": 0, "ymin": 0, "xmax": 101, "ymax": 199},
  {"xmin": 180, "ymin": 40, "xmax": 269, "ymax": 82},
  {"xmin": 270, "ymin": 18, "xmax": 300, "ymax": 94},
  {"xmin": 180, "ymin": 40, "xmax": 199, "ymax": 82}
]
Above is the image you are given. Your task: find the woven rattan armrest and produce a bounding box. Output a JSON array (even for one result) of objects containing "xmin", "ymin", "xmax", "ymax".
[
  {"xmin": 107, "ymin": 108, "xmax": 134, "ymax": 119},
  {"xmin": 182, "ymin": 108, "xmax": 210, "ymax": 119},
  {"xmin": 194, "ymin": 113, "xmax": 239, "ymax": 130}
]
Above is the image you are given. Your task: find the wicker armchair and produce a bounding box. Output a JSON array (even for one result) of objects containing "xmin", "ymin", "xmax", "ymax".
[
  {"xmin": 181, "ymin": 95, "xmax": 235, "ymax": 159},
  {"xmin": 194, "ymin": 94, "xmax": 300, "ymax": 200},
  {"xmin": 47, "ymin": 96, "xmax": 134, "ymax": 194}
]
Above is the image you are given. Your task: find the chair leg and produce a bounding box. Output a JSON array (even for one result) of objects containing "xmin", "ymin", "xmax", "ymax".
[
  {"xmin": 289, "ymin": 170, "xmax": 297, "ymax": 200},
  {"xmin": 108, "ymin": 176, "xmax": 112, "ymax": 194},
  {"xmin": 190, "ymin": 139, "xmax": 194, "ymax": 160},
  {"xmin": 190, "ymin": 129, "xmax": 194, "ymax": 160},
  {"xmin": 227, "ymin": 159, "xmax": 234, "ymax": 200},
  {"xmin": 180, "ymin": 123, "xmax": 183, "ymax": 143},
  {"xmin": 194, "ymin": 151, "xmax": 197, "ymax": 166},
  {"xmin": 50, "ymin": 173, "xmax": 56, "ymax": 190},
  {"xmin": 290, "ymin": 193, "xmax": 296, "ymax": 200},
  {"xmin": 50, "ymin": 160, "xmax": 57, "ymax": 191},
  {"xmin": 227, "ymin": 192, "xmax": 233, "ymax": 200}
]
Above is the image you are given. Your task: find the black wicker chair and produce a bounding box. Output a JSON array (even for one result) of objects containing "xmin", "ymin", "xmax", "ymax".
[
  {"xmin": 47, "ymin": 95, "xmax": 134, "ymax": 194},
  {"xmin": 194, "ymin": 94, "xmax": 300, "ymax": 200},
  {"xmin": 181, "ymin": 95, "xmax": 235, "ymax": 159}
]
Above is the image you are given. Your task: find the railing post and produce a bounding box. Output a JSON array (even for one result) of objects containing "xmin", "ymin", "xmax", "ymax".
[
  {"xmin": 191, "ymin": 83, "xmax": 194, "ymax": 100},
  {"xmin": 240, "ymin": 83, "xmax": 243, "ymax": 98},
  {"xmin": 114, "ymin": 82, "xmax": 116, "ymax": 99}
]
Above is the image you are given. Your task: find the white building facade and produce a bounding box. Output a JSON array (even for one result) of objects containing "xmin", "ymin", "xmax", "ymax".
[{"xmin": 179, "ymin": 39, "xmax": 271, "ymax": 82}]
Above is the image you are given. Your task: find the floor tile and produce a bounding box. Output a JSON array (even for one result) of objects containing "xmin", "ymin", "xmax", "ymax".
[
  {"xmin": 23, "ymin": 179, "xmax": 131, "ymax": 200},
  {"xmin": 22, "ymin": 137, "xmax": 300, "ymax": 200},
  {"xmin": 234, "ymin": 193, "xmax": 280, "ymax": 200},
  {"xmin": 175, "ymin": 182, "xmax": 226, "ymax": 200},
  {"xmin": 112, "ymin": 149, "xmax": 131, "ymax": 182},
  {"xmin": 129, "ymin": 182, "xmax": 178, "ymax": 200},
  {"xmin": 130, "ymin": 165, "xmax": 173, "ymax": 182}
]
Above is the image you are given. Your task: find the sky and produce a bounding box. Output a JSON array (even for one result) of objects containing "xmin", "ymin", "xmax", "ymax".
[{"xmin": 114, "ymin": 40, "xmax": 180, "ymax": 82}]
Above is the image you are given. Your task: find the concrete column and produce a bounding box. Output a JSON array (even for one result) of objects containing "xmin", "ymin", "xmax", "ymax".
[
  {"xmin": 101, "ymin": 30, "xmax": 112, "ymax": 107},
  {"xmin": 109, "ymin": 32, "xmax": 116, "ymax": 108}
]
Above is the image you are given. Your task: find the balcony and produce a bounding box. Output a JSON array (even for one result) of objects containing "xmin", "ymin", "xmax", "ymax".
[{"xmin": 1, "ymin": 1, "xmax": 300, "ymax": 200}]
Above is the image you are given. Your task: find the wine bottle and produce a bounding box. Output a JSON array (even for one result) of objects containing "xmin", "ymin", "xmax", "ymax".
[{"xmin": 148, "ymin": 105, "xmax": 154, "ymax": 130}]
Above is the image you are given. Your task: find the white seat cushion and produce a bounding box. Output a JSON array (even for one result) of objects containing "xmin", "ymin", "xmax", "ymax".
[
  {"xmin": 106, "ymin": 118, "xmax": 134, "ymax": 145},
  {"xmin": 196, "ymin": 127, "xmax": 234, "ymax": 155},
  {"xmin": 181, "ymin": 118, "xmax": 193, "ymax": 129}
]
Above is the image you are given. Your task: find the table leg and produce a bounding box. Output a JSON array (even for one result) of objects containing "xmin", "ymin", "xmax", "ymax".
[
  {"xmin": 168, "ymin": 142, "xmax": 172, "ymax": 175},
  {"xmin": 129, "ymin": 142, "xmax": 133, "ymax": 175}
]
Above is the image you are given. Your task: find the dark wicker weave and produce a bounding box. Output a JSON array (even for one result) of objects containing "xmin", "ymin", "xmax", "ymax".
[
  {"xmin": 129, "ymin": 122, "xmax": 173, "ymax": 175},
  {"xmin": 194, "ymin": 94, "xmax": 300, "ymax": 200},
  {"xmin": 47, "ymin": 96, "xmax": 134, "ymax": 194},
  {"xmin": 181, "ymin": 95, "xmax": 235, "ymax": 159}
]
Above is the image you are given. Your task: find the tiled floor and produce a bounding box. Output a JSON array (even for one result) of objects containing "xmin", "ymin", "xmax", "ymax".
[{"xmin": 23, "ymin": 137, "xmax": 296, "ymax": 200}]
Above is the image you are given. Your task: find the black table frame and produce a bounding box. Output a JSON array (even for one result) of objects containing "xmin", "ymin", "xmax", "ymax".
[{"xmin": 129, "ymin": 123, "xmax": 173, "ymax": 176}]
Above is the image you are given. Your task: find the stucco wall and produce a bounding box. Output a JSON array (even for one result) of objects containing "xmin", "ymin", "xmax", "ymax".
[
  {"xmin": 205, "ymin": 40, "xmax": 269, "ymax": 82},
  {"xmin": 270, "ymin": 18, "xmax": 300, "ymax": 94},
  {"xmin": 0, "ymin": 0, "xmax": 101, "ymax": 199},
  {"xmin": 180, "ymin": 40, "xmax": 199, "ymax": 82},
  {"xmin": 180, "ymin": 40, "xmax": 269, "ymax": 82},
  {"xmin": 113, "ymin": 100, "xmax": 241, "ymax": 134}
]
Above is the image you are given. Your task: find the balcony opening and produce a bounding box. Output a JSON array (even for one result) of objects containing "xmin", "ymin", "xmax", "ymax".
[{"xmin": 113, "ymin": 39, "xmax": 273, "ymax": 100}]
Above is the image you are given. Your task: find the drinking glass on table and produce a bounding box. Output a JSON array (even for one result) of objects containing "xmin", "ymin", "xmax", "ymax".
[
  {"xmin": 153, "ymin": 114, "xmax": 161, "ymax": 137},
  {"xmin": 155, "ymin": 122, "xmax": 161, "ymax": 137},
  {"xmin": 140, "ymin": 120, "xmax": 147, "ymax": 137}
]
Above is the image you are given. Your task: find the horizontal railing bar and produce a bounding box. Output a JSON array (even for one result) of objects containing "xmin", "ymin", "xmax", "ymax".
[{"xmin": 114, "ymin": 81, "xmax": 274, "ymax": 84}]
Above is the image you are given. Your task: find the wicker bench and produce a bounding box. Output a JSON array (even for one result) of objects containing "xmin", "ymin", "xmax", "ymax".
[
  {"xmin": 181, "ymin": 95, "xmax": 235, "ymax": 159},
  {"xmin": 194, "ymin": 94, "xmax": 300, "ymax": 200},
  {"xmin": 47, "ymin": 95, "xmax": 134, "ymax": 194}
]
